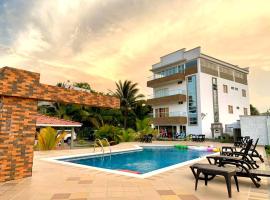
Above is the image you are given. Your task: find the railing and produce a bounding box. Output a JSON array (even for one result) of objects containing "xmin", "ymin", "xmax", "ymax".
[
  {"xmin": 147, "ymin": 68, "xmax": 185, "ymax": 81},
  {"xmin": 102, "ymin": 138, "xmax": 111, "ymax": 154},
  {"xmin": 93, "ymin": 138, "xmax": 111, "ymax": 155},
  {"xmin": 93, "ymin": 139, "xmax": 104, "ymax": 154},
  {"xmin": 154, "ymin": 111, "xmax": 187, "ymax": 118},
  {"xmin": 148, "ymin": 89, "xmax": 186, "ymax": 99}
]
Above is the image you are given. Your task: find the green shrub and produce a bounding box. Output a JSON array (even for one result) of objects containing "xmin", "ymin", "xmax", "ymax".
[
  {"xmin": 265, "ymin": 145, "xmax": 270, "ymax": 155},
  {"xmin": 38, "ymin": 127, "xmax": 67, "ymax": 150},
  {"xmin": 95, "ymin": 125, "xmax": 122, "ymax": 144},
  {"xmin": 120, "ymin": 128, "xmax": 137, "ymax": 142},
  {"xmin": 220, "ymin": 133, "xmax": 234, "ymax": 143},
  {"xmin": 136, "ymin": 118, "xmax": 157, "ymax": 139}
]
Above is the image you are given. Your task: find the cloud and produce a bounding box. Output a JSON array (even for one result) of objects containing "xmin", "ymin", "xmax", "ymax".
[{"xmin": 0, "ymin": 0, "xmax": 270, "ymax": 111}]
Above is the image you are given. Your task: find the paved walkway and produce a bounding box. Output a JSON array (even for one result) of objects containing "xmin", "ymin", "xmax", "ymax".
[{"xmin": 0, "ymin": 141, "xmax": 269, "ymax": 200}]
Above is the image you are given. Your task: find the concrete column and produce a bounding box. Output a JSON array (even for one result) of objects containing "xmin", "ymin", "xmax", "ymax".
[
  {"xmin": 176, "ymin": 125, "xmax": 180, "ymax": 133},
  {"xmin": 71, "ymin": 127, "xmax": 75, "ymax": 149},
  {"xmin": 267, "ymin": 116, "xmax": 270, "ymax": 145}
]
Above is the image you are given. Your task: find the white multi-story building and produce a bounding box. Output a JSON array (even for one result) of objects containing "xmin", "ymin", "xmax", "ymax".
[{"xmin": 147, "ymin": 47, "xmax": 250, "ymax": 138}]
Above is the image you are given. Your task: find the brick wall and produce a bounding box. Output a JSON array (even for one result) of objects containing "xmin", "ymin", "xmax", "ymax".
[
  {"xmin": 0, "ymin": 67, "xmax": 119, "ymax": 108},
  {"xmin": 0, "ymin": 97, "xmax": 37, "ymax": 182},
  {"xmin": 0, "ymin": 66, "xmax": 120, "ymax": 182}
]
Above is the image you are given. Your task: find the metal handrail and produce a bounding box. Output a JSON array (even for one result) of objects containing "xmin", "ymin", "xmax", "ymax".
[
  {"xmin": 102, "ymin": 138, "xmax": 111, "ymax": 154},
  {"xmin": 93, "ymin": 139, "xmax": 104, "ymax": 154}
]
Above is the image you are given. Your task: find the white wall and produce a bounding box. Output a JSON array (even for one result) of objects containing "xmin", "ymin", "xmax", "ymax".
[
  {"xmin": 240, "ymin": 116, "xmax": 270, "ymax": 145},
  {"xmin": 199, "ymin": 72, "xmax": 250, "ymax": 138}
]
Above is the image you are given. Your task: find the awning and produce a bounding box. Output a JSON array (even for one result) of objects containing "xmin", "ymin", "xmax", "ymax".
[{"xmin": 36, "ymin": 114, "xmax": 82, "ymax": 127}]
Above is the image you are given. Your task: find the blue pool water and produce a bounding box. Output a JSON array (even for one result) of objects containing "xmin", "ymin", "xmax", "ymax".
[{"xmin": 59, "ymin": 146, "xmax": 212, "ymax": 174}]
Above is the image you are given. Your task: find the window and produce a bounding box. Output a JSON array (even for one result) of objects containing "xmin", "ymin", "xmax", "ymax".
[
  {"xmin": 187, "ymin": 75, "xmax": 198, "ymax": 125},
  {"xmin": 155, "ymin": 88, "xmax": 169, "ymax": 98},
  {"xmin": 235, "ymin": 87, "xmax": 238, "ymax": 91},
  {"xmin": 185, "ymin": 60, "xmax": 197, "ymax": 69},
  {"xmin": 155, "ymin": 108, "xmax": 169, "ymax": 118},
  {"xmin": 231, "ymin": 86, "xmax": 234, "ymax": 90},
  {"xmin": 228, "ymin": 105, "xmax": 233, "ymax": 114},
  {"xmin": 223, "ymin": 85, "xmax": 228, "ymax": 93},
  {"xmin": 242, "ymin": 89, "xmax": 247, "ymax": 97},
  {"xmin": 154, "ymin": 63, "xmax": 185, "ymax": 79},
  {"xmin": 244, "ymin": 108, "xmax": 248, "ymax": 115},
  {"xmin": 212, "ymin": 78, "xmax": 219, "ymax": 122},
  {"xmin": 235, "ymin": 71, "xmax": 244, "ymax": 79}
]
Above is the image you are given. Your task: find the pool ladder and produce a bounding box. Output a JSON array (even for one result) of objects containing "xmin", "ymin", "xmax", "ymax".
[{"xmin": 93, "ymin": 138, "xmax": 111, "ymax": 155}]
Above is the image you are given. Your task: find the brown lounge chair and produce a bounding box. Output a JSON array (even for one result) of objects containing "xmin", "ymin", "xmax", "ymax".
[
  {"xmin": 207, "ymin": 140, "xmax": 270, "ymax": 188},
  {"xmin": 190, "ymin": 163, "xmax": 239, "ymax": 198},
  {"xmin": 222, "ymin": 138, "xmax": 264, "ymax": 163},
  {"xmin": 208, "ymin": 139, "xmax": 259, "ymax": 169}
]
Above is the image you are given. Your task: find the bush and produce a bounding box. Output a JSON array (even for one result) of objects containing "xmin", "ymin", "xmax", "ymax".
[
  {"xmin": 38, "ymin": 127, "xmax": 67, "ymax": 150},
  {"xmin": 265, "ymin": 145, "xmax": 270, "ymax": 155},
  {"xmin": 95, "ymin": 125, "xmax": 122, "ymax": 144},
  {"xmin": 136, "ymin": 118, "xmax": 157, "ymax": 140},
  {"xmin": 120, "ymin": 128, "xmax": 137, "ymax": 142},
  {"xmin": 219, "ymin": 133, "xmax": 234, "ymax": 143}
]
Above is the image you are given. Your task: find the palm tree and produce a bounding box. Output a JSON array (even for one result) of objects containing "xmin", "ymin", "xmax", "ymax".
[{"xmin": 113, "ymin": 80, "xmax": 144, "ymax": 129}]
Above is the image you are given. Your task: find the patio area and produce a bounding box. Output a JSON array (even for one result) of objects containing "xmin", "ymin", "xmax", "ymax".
[{"xmin": 1, "ymin": 141, "xmax": 269, "ymax": 200}]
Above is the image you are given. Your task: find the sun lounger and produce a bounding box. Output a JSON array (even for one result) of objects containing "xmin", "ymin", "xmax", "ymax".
[
  {"xmin": 222, "ymin": 138, "xmax": 264, "ymax": 163},
  {"xmin": 190, "ymin": 163, "xmax": 239, "ymax": 198},
  {"xmin": 234, "ymin": 136, "xmax": 250, "ymax": 148},
  {"xmin": 208, "ymin": 139, "xmax": 259, "ymax": 169},
  {"xmin": 207, "ymin": 140, "xmax": 270, "ymax": 188}
]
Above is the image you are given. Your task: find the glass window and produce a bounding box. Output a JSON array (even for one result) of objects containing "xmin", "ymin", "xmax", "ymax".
[
  {"xmin": 228, "ymin": 105, "xmax": 233, "ymax": 114},
  {"xmin": 186, "ymin": 60, "xmax": 197, "ymax": 69},
  {"xmin": 244, "ymin": 108, "xmax": 248, "ymax": 115},
  {"xmin": 223, "ymin": 85, "xmax": 228, "ymax": 93},
  {"xmin": 212, "ymin": 78, "xmax": 219, "ymax": 122},
  {"xmin": 155, "ymin": 107, "xmax": 169, "ymax": 118},
  {"xmin": 187, "ymin": 75, "xmax": 197, "ymax": 125},
  {"xmin": 242, "ymin": 89, "xmax": 246, "ymax": 97}
]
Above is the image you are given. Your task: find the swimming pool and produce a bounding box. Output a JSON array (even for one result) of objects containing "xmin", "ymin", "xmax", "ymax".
[{"xmin": 50, "ymin": 146, "xmax": 214, "ymax": 178}]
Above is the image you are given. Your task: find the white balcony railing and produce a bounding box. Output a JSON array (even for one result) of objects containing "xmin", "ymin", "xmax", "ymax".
[
  {"xmin": 147, "ymin": 67, "xmax": 185, "ymax": 80},
  {"xmin": 148, "ymin": 89, "xmax": 186, "ymax": 99},
  {"xmin": 154, "ymin": 111, "xmax": 187, "ymax": 118}
]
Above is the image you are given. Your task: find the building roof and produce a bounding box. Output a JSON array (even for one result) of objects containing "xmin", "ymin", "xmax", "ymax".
[
  {"xmin": 36, "ymin": 114, "xmax": 82, "ymax": 127},
  {"xmin": 151, "ymin": 47, "xmax": 249, "ymax": 74}
]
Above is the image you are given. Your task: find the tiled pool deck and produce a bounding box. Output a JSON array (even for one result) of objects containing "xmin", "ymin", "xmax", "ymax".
[{"xmin": 0, "ymin": 141, "xmax": 269, "ymax": 200}]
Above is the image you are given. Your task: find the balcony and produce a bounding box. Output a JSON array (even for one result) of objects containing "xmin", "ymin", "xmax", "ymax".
[
  {"xmin": 147, "ymin": 89, "xmax": 186, "ymax": 106},
  {"xmin": 152, "ymin": 111, "xmax": 187, "ymax": 125},
  {"xmin": 147, "ymin": 72, "xmax": 185, "ymax": 88}
]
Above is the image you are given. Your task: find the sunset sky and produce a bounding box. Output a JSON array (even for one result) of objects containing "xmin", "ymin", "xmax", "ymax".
[{"xmin": 0, "ymin": 0, "xmax": 270, "ymax": 111}]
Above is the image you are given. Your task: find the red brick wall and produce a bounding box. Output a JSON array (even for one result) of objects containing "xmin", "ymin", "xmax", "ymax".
[
  {"xmin": 0, "ymin": 67, "xmax": 119, "ymax": 108},
  {"xmin": 0, "ymin": 66, "xmax": 120, "ymax": 182},
  {"xmin": 0, "ymin": 96, "xmax": 37, "ymax": 182}
]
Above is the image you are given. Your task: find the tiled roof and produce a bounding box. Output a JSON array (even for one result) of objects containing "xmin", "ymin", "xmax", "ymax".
[{"xmin": 36, "ymin": 114, "xmax": 82, "ymax": 127}]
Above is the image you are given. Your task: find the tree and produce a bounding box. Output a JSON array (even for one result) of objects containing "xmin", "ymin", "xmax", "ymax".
[
  {"xmin": 113, "ymin": 80, "xmax": 144, "ymax": 129},
  {"xmin": 250, "ymin": 104, "xmax": 260, "ymax": 115},
  {"xmin": 73, "ymin": 82, "xmax": 92, "ymax": 91}
]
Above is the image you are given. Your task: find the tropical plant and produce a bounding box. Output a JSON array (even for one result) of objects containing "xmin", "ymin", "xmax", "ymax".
[
  {"xmin": 120, "ymin": 128, "xmax": 137, "ymax": 142},
  {"xmin": 112, "ymin": 80, "xmax": 144, "ymax": 129},
  {"xmin": 250, "ymin": 104, "xmax": 260, "ymax": 115},
  {"xmin": 38, "ymin": 127, "xmax": 67, "ymax": 150},
  {"xmin": 95, "ymin": 125, "xmax": 122, "ymax": 143},
  {"xmin": 265, "ymin": 145, "xmax": 270, "ymax": 155},
  {"xmin": 136, "ymin": 118, "xmax": 157, "ymax": 138},
  {"xmin": 73, "ymin": 82, "xmax": 92, "ymax": 91}
]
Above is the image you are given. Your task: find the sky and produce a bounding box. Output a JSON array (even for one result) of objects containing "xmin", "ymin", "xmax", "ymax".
[{"xmin": 0, "ymin": 0, "xmax": 270, "ymax": 112}]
